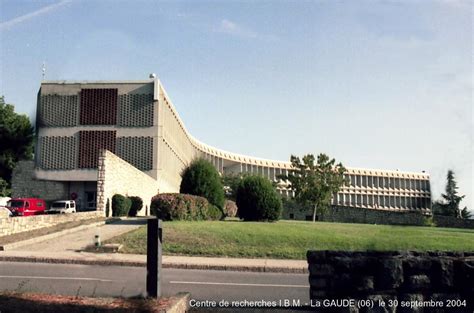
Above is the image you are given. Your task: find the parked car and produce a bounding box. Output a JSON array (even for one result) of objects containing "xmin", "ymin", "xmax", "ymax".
[
  {"xmin": 7, "ymin": 198, "xmax": 46, "ymax": 216},
  {"xmin": 47, "ymin": 200, "xmax": 76, "ymax": 214}
]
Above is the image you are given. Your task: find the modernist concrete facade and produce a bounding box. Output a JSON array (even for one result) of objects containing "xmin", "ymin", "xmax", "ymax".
[{"xmin": 12, "ymin": 78, "xmax": 431, "ymax": 215}]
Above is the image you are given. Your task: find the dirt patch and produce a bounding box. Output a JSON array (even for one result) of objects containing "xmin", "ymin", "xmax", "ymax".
[
  {"xmin": 0, "ymin": 218, "xmax": 106, "ymax": 245},
  {"xmin": 0, "ymin": 292, "xmax": 185, "ymax": 313}
]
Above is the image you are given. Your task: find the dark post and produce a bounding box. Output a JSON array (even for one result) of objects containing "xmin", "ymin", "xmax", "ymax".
[{"xmin": 146, "ymin": 218, "xmax": 162, "ymax": 297}]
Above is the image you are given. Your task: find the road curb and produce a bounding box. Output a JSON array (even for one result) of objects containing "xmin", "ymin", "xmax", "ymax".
[
  {"xmin": 0, "ymin": 255, "xmax": 308, "ymax": 273},
  {"xmin": 0, "ymin": 221, "xmax": 106, "ymax": 251}
]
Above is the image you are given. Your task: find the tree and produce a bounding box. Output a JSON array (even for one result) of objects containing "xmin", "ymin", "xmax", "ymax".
[
  {"xmin": 280, "ymin": 153, "xmax": 346, "ymax": 222},
  {"xmin": 180, "ymin": 158, "xmax": 225, "ymax": 209},
  {"xmin": 433, "ymin": 170, "xmax": 465, "ymax": 218},
  {"xmin": 460, "ymin": 207, "xmax": 472, "ymax": 219},
  {"xmin": 0, "ymin": 96, "xmax": 34, "ymax": 196},
  {"xmin": 236, "ymin": 175, "xmax": 282, "ymax": 222}
]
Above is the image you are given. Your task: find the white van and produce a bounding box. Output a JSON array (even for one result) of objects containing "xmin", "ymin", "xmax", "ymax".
[{"xmin": 47, "ymin": 200, "xmax": 76, "ymax": 214}]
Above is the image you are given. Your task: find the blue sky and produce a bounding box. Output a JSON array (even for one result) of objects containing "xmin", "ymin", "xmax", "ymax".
[{"xmin": 0, "ymin": 0, "xmax": 472, "ymax": 211}]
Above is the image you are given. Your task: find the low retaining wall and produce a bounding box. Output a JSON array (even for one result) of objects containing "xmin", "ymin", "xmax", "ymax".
[
  {"xmin": 284, "ymin": 204, "xmax": 473, "ymax": 229},
  {"xmin": 322, "ymin": 206, "xmax": 428, "ymax": 226},
  {"xmin": 307, "ymin": 251, "xmax": 474, "ymax": 312},
  {"xmin": 433, "ymin": 215, "xmax": 474, "ymax": 229},
  {"xmin": 0, "ymin": 211, "xmax": 102, "ymax": 237}
]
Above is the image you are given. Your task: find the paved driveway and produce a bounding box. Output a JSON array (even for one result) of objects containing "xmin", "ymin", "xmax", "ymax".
[{"xmin": 15, "ymin": 218, "xmax": 146, "ymax": 252}]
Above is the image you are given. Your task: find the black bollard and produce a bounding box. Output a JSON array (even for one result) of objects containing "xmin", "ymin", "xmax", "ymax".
[{"xmin": 146, "ymin": 218, "xmax": 162, "ymax": 297}]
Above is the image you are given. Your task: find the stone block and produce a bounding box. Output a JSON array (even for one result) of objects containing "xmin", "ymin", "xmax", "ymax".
[
  {"xmin": 406, "ymin": 275, "xmax": 430, "ymax": 291},
  {"xmin": 366, "ymin": 295, "xmax": 396, "ymax": 313},
  {"xmin": 403, "ymin": 257, "xmax": 432, "ymax": 276},
  {"xmin": 309, "ymin": 277, "xmax": 327, "ymax": 289},
  {"xmin": 310, "ymin": 289, "xmax": 326, "ymax": 299},
  {"xmin": 355, "ymin": 276, "xmax": 374, "ymax": 293},
  {"xmin": 309, "ymin": 263, "xmax": 335, "ymax": 276},
  {"xmin": 431, "ymin": 258, "xmax": 454, "ymax": 288},
  {"xmin": 398, "ymin": 294, "xmax": 424, "ymax": 313},
  {"xmin": 330, "ymin": 273, "xmax": 353, "ymax": 296},
  {"xmin": 376, "ymin": 258, "xmax": 403, "ymax": 290}
]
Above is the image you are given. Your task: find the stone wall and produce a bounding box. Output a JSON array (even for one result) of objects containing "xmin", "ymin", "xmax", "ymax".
[
  {"xmin": 96, "ymin": 149, "xmax": 159, "ymax": 216},
  {"xmin": 0, "ymin": 211, "xmax": 101, "ymax": 237},
  {"xmin": 433, "ymin": 215, "xmax": 474, "ymax": 229},
  {"xmin": 11, "ymin": 161, "xmax": 69, "ymax": 202},
  {"xmin": 322, "ymin": 206, "xmax": 428, "ymax": 226},
  {"xmin": 284, "ymin": 205, "xmax": 473, "ymax": 229},
  {"xmin": 307, "ymin": 250, "xmax": 474, "ymax": 312}
]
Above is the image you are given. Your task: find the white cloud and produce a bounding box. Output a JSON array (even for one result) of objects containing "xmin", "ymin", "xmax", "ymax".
[
  {"xmin": 0, "ymin": 0, "xmax": 72, "ymax": 31},
  {"xmin": 215, "ymin": 19, "xmax": 258, "ymax": 39}
]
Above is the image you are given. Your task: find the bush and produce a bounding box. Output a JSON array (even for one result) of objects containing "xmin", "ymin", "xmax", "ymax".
[
  {"xmin": 112, "ymin": 194, "xmax": 132, "ymax": 217},
  {"xmin": 151, "ymin": 193, "xmax": 222, "ymax": 221},
  {"xmin": 128, "ymin": 196, "xmax": 143, "ymax": 217},
  {"xmin": 223, "ymin": 200, "xmax": 238, "ymax": 218},
  {"xmin": 180, "ymin": 159, "xmax": 225, "ymax": 209},
  {"xmin": 208, "ymin": 204, "xmax": 223, "ymax": 220},
  {"xmin": 236, "ymin": 176, "xmax": 282, "ymax": 222}
]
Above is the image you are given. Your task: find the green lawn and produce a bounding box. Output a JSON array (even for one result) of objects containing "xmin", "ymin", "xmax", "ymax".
[{"xmin": 107, "ymin": 220, "xmax": 474, "ymax": 260}]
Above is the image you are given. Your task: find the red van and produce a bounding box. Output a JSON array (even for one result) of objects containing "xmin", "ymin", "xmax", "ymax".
[{"xmin": 7, "ymin": 198, "xmax": 46, "ymax": 216}]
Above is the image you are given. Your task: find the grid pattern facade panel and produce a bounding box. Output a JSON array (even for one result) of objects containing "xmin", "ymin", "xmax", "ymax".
[
  {"xmin": 79, "ymin": 131, "xmax": 116, "ymax": 168},
  {"xmin": 80, "ymin": 89, "xmax": 118, "ymax": 125},
  {"xmin": 39, "ymin": 136, "xmax": 76, "ymax": 169},
  {"xmin": 117, "ymin": 137, "xmax": 153, "ymax": 170},
  {"xmin": 39, "ymin": 95, "xmax": 78, "ymax": 127},
  {"xmin": 119, "ymin": 94, "xmax": 154, "ymax": 127}
]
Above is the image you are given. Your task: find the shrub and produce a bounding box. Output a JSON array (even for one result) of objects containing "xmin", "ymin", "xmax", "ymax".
[
  {"xmin": 128, "ymin": 196, "xmax": 143, "ymax": 217},
  {"xmin": 112, "ymin": 194, "xmax": 132, "ymax": 217},
  {"xmin": 208, "ymin": 204, "xmax": 223, "ymax": 220},
  {"xmin": 180, "ymin": 159, "xmax": 225, "ymax": 209},
  {"xmin": 151, "ymin": 193, "xmax": 222, "ymax": 221},
  {"xmin": 236, "ymin": 175, "xmax": 282, "ymax": 222},
  {"xmin": 223, "ymin": 200, "xmax": 238, "ymax": 218}
]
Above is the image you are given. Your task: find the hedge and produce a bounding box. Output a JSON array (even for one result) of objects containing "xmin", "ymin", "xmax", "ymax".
[
  {"xmin": 112, "ymin": 194, "xmax": 132, "ymax": 217},
  {"xmin": 128, "ymin": 196, "xmax": 143, "ymax": 217},
  {"xmin": 151, "ymin": 193, "xmax": 222, "ymax": 221}
]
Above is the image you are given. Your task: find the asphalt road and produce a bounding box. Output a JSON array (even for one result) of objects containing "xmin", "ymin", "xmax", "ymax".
[{"xmin": 0, "ymin": 262, "xmax": 310, "ymax": 308}]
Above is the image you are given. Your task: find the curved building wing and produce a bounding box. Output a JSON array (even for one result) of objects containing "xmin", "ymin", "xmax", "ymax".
[{"xmin": 28, "ymin": 78, "xmax": 431, "ymax": 214}]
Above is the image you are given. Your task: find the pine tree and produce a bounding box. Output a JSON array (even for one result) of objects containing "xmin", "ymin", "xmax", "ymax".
[
  {"xmin": 460, "ymin": 207, "xmax": 472, "ymax": 219},
  {"xmin": 440, "ymin": 170, "xmax": 464, "ymax": 218}
]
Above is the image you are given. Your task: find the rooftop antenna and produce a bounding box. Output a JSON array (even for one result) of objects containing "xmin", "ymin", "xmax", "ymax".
[{"xmin": 42, "ymin": 61, "xmax": 46, "ymax": 80}]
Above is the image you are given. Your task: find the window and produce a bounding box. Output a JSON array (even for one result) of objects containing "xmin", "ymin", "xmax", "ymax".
[
  {"xmin": 389, "ymin": 177, "xmax": 395, "ymax": 189},
  {"xmin": 37, "ymin": 202, "xmax": 43, "ymax": 207},
  {"xmin": 85, "ymin": 191, "xmax": 97, "ymax": 210}
]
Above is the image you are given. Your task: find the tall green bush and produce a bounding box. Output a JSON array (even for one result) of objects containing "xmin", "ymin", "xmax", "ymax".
[
  {"xmin": 151, "ymin": 193, "xmax": 222, "ymax": 221},
  {"xmin": 128, "ymin": 196, "xmax": 143, "ymax": 217},
  {"xmin": 180, "ymin": 158, "xmax": 225, "ymax": 209},
  {"xmin": 236, "ymin": 175, "xmax": 282, "ymax": 222},
  {"xmin": 112, "ymin": 194, "xmax": 132, "ymax": 217}
]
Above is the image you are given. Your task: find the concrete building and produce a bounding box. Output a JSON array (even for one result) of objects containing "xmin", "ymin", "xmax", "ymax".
[{"xmin": 12, "ymin": 78, "xmax": 431, "ymax": 216}]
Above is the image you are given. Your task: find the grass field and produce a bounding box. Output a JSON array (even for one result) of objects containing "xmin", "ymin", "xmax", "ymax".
[{"xmin": 107, "ymin": 220, "xmax": 474, "ymax": 260}]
